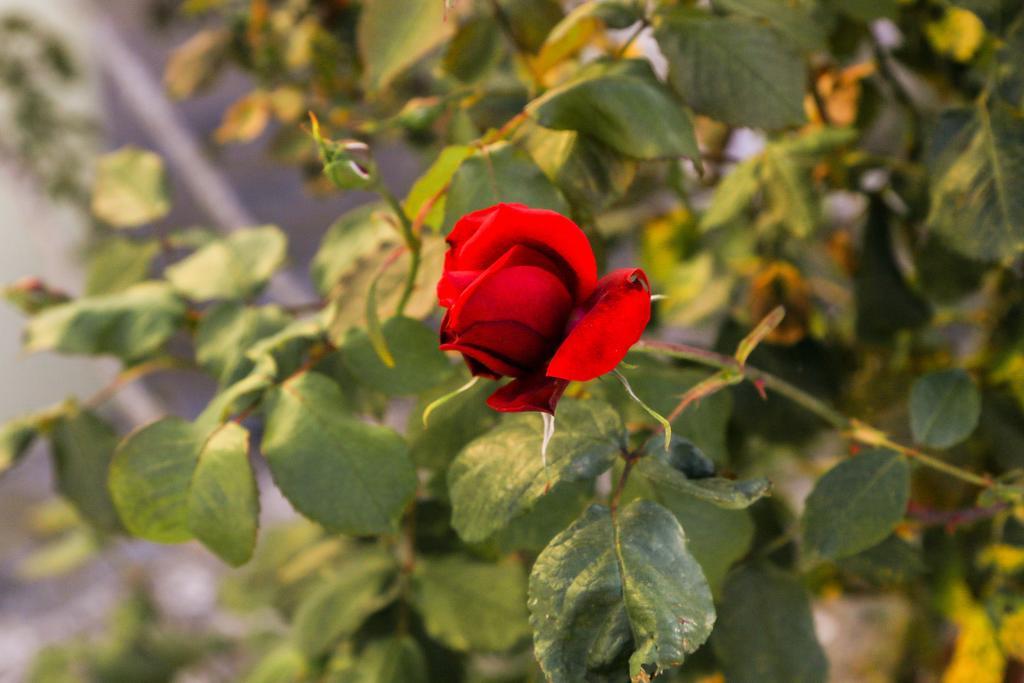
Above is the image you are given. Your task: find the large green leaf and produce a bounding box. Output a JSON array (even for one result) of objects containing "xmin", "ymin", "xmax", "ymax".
[
  {"xmin": 85, "ymin": 237, "xmax": 160, "ymax": 295},
  {"xmin": 448, "ymin": 399, "xmax": 625, "ymax": 542},
  {"xmin": 341, "ymin": 316, "xmax": 454, "ymax": 396},
  {"xmin": 527, "ymin": 59, "xmax": 700, "ymax": 162},
  {"xmin": 655, "ymin": 11, "xmax": 806, "ymax": 129},
  {"xmin": 529, "ymin": 501, "xmax": 715, "ymax": 681},
  {"xmin": 91, "ymin": 146, "xmax": 171, "ymax": 228},
  {"xmin": 166, "ymin": 225, "xmax": 288, "ymax": 301},
  {"xmin": 442, "ymin": 142, "xmax": 570, "ymax": 233},
  {"xmin": 636, "ymin": 440, "xmax": 771, "ymax": 510},
  {"xmin": 109, "ymin": 417, "xmax": 200, "ymax": 543},
  {"xmin": 50, "ymin": 405, "xmax": 123, "ymax": 533},
  {"xmin": 802, "ymin": 449, "xmax": 910, "ymax": 560},
  {"xmin": 927, "ymin": 101, "xmax": 1024, "ymax": 261},
  {"xmin": 712, "ymin": 566, "xmax": 827, "ymax": 683},
  {"xmin": 412, "ymin": 556, "xmax": 530, "ymax": 652},
  {"xmin": 713, "ymin": 0, "xmax": 825, "ymax": 52},
  {"xmin": 339, "ymin": 637, "xmax": 428, "ymax": 683},
  {"xmin": 262, "ymin": 372, "xmax": 417, "ymax": 535},
  {"xmin": 24, "ymin": 282, "xmax": 186, "ymax": 360},
  {"xmin": 358, "ymin": 0, "xmax": 453, "ymax": 93},
  {"xmin": 654, "ymin": 494, "xmax": 754, "ymax": 595},
  {"xmin": 110, "ymin": 417, "xmax": 260, "ymax": 561},
  {"xmin": 195, "ymin": 303, "xmax": 291, "ymax": 386},
  {"xmin": 186, "ymin": 422, "xmax": 259, "ymax": 566},
  {"xmin": 292, "ymin": 548, "xmax": 398, "ymax": 657},
  {"xmin": 909, "ymin": 369, "xmax": 981, "ymax": 448}
]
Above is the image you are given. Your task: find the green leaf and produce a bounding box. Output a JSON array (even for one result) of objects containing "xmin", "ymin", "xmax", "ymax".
[
  {"xmin": 262, "ymin": 372, "xmax": 417, "ymax": 535},
  {"xmin": 829, "ymin": 0, "xmax": 898, "ymax": 21},
  {"xmin": 1, "ymin": 416, "xmax": 41, "ymax": 475},
  {"xmin": 403, "ymin": 145, "xmax": 473, "ymax": 231},
  {"xmin": 50, "ymin": 405, "xmax": 123, "ymax": 533},
  {"xmin": 24, "ymin": 282, "xmax": 186, "ymax": 360},
  {"xmin": 91, "ymin": 146, "xmax": 171, "ymax": 228},
  {"xmin": 111, "ymin": 416, "xmax": 260, "ymax": 559},
  {"xmin": 165, "ymin": 225, "xmax": 288, "ymax": 301},
  {"xmin": 448, "ymin": 399, "xmax": 625, "ymax": 542},
  {"xmin": 85, "ymin": 237, "xmax": 160, "ymax": 295},
  {"xmin": 313, "ymin": 208, "xmax": 443, "ymax": 345},
  {"xmin": 412, "ymin": 556, "xmax": 530, "ymax": 652},
  {"xmin": 759, "ymin": 142, "xmax": 818, "ymax": 237},
  {"xmin": 527, "ymin": 59, "xmax": 700, "ymax": 162},
  {"xmin": 341, "ymin": 316, "xmax": 454, "ymax": 396},
  {"xmin": 186, "ymin": 422, "xmax": 259, "ymax": 566},
  {"xmin": 311, "ymin": 203, "xmax": 398, "ymax": 296},
  {"xmin": 927, "ymin": 101, "xmax": 1024, "ymax": 261},
  {"xmin": 636, "ymin": 439, "xmax": 771, "ymax": 509},
  {"xmin": 443, "ymin": 16, "xmax": 501, "ymax": 83},
  {"xmin": 855, "ymin": 199, "xmax": 931, "ymax": 341},
  {"xmin": 523, "ymin": 125, "xmax": 637, "ymax": 210},
  {"xmin": 655, "ymin": 12, "xmax": 806, "ymax": 129},
  {"xmin": 358, "ymin": 0, "xmax": 453, "ymax": 93},
  {"xmin": 529, "ymin": 501, "xmax": 715, "ymax": 681},
  {"xmin": 713, "ymin": 0, "xmax": 825, "ymax": 52},
  {"xmin": 492, "ymin": 481, "xmax": 592, "ymax": 553},
  {"xmin": 195, "ymin": 303, "xmax": 292, "ymax": 386},
  {"xmin": 701, "ymin": 156, "xmax": 760, "ymax": 231},
  {"xmin": 243, "ymin": 644, "xmax": 308, "ymax": 683},
  {"xmin": 533, "ymin": 0, "xmax": 642, "ymax": 73},
  {"xmin": 802, "ymin": 449, "xmax": 910, "ymax": 560},
  {"xmin": 109, "ymin": 417, "xmax": 200, "ymax": 543},
  {"xmin": 712, "ymin": 565, "xmax": 828, "ymax": 683},
  {"xmin": 442, "ymin": 142, "xmax": 570, "ymax": 233},
  {"xmin": 654, "ymin": 494, "xmax": 754, "ymax": 595},
  {"xmin": 292, "ymin": 548, "xmax": 398, "ymax": 657},
  {"xmin": 341, "ymin": 637, "xmax": 428, "ymax": 683},
  {"xmin": 910, "ymin": 369, "xmax": 982, "ymax": 448}
]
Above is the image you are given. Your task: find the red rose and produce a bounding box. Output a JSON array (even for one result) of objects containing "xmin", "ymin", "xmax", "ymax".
[{"xmin": 438, "ymin": 203, "xmax": 651, "ymax": 414}]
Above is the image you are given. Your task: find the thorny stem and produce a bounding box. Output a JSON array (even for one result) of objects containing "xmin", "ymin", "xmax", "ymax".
[{"xmin": 632, "ymin": 339, "xmax": 996, "ymax": 489}]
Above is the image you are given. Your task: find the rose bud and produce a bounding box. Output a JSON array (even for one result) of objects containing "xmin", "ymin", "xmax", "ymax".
[{"xmin": 437, "ymin": 203, "xmax": 651, "ymax": 414}]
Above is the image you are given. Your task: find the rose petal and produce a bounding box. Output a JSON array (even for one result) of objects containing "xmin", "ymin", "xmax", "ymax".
[
  {"xmin": 446, "ymin": 203, "xmax": 597, "ymax": 303},
  {"xmin": 486, "ymin": 374, "xmax": 570, "ymax": 414},
  {"xmin": 437, "ymin": 270, "xmax": 479, "ymax": 307},
  {"xmin": 449, "ymin": 256, "xmax": 573, "ymax": 343},
  {"xmin": 546, "ymin": 268, "xmax": 651, "ymax": 381},
  {"xmin": 442, "ymin": 320, "xmax": 554, "ymax": 377}
]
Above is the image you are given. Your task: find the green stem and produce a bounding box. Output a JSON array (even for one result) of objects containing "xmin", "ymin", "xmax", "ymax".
[
  {"xmin": 377, "ymin": 185, "xmax": 421, "ymax": 317},
  {"xmin": 632, "ymin": 339, "xmax": 994, "ymax": 489}
]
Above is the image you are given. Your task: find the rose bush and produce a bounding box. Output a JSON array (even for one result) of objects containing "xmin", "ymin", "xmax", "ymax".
[
  {"xmin": 438, "ymin": 203, "xmax": 650, "ymax": 413},
  {"xmin": 5, "ymin": 0, "xmax": 1024, "ymax": 681}
]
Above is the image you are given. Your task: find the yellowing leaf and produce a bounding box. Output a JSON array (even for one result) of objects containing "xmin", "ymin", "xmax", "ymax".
[
  {"xmin": 999, "ymin": 606, "xmax": 1024, "ymax": 661},
  {"xmin": 91, "ymin": 147, "xmax": 171, "ymax": 228},
  {"xmin": 978, "ymin": 544, "xmax": 1024, "ymax": 574},
  {"xmin": 926, "ymin": 8, "xmax": 985, "ymax": 63},
  {"xmin": 216, "ymin": 91, "xmax": 271, "ymax": 144},
  {"xmin": 941, "ymin": 584, "xmax": 1005, "ymax": 683}
]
